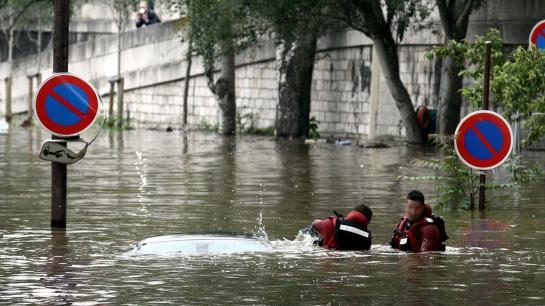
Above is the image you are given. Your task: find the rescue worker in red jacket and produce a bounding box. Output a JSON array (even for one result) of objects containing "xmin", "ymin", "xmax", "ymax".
[
  {"xmin": 311, "ymin": 204, "xmax": 373, "ymax": 250},
  {"xmin": 390, "ymin": 190, "xmax": 448, "ymax": 252}
]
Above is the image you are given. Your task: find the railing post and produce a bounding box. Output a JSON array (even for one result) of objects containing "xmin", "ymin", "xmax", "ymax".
[
  {"xmin": 27, "ymin": 75, "xmax": 34, "ymax": 123},
  {"xmin": 117, "ymin": 77, "xmax": 124, "ymax": 127},
  {"xmin": 108, "ymin": 80, "xmax": 115, "ymax": 120},
  {"xmin": 5, "ymin": 77, "xmax": 12, "ymax": 122}
]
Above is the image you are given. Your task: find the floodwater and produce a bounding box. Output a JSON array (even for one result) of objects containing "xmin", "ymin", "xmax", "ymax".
[{"xmin": 1, "ymin": 127, "xmax": 545, "ymax": 305}]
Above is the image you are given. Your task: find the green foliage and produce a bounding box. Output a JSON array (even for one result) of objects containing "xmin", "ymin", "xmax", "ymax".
[
  {"xmin": 428, "ymin": 28, "xmax": 545, "ymax": 145},
  {"xmin": 399, "ymin": 135, "xmax": 481, "ymax": 209},
  {"xmin": 106, "ymin": 116, "xmax": 132, "ymax": 130},
  {"xmin": 427, "ymin": 29, "xmax": 505, "ymax": 108},
  {"xmin": 236, "ymin": 111, "xmax": 275, "ymax": 135},
  {"xmin": 198, "ymin": 119, "xmax": 219, "ymax": 133},
  {"xmin": 0, "ymin": 0, "xmax": 51, "ymax": 36},
  {"xmin": 491, "ymin": 47, "xmax": 545, "ymax": 145},
  {"xmin": 308, "ymin": 116, "xmax": 320, "ymax": 140},
  {"xmin": 170, "ymin": 0, "xmax": 260, "ymax": 68},
  {"xmin": 331, "ymin": 0, "xmax": 433, "ymax": 43},
  {"xmin": 198, "ymin": 116, "xmax": 273, "ymax": 135},
  {"xmin": 252, "ymin": 126, "xmax": 275, "ymax": 136},
  {"xmin": 401, "ymin": 134, "xmax": 543, "ymax": 209},
  {"xmin": 236, "ymin": 111, "xmax": 255, "ymax": 134},
  {"xmin": 246, "ymin": 0, "xmax": 330, "ymax": 76},
  {"xmin": 101, "ymin": 0, "xmax": 140, "ymax": 32},
  {"xmin": 503, "ymin": 154, "xmax": 544, "ymax": 183},
  {"xmin": 384, "ymin": 0, "xmax": 433, "ymax": 42},
  {"xmin": 247, "ymin": 0, "xmax": 328, "ymax": 44}
]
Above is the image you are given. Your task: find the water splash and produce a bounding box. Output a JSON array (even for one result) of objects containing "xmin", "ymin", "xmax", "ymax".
[{"xmin": 253, "ymin": 211, "xmax": 269, "ymax": 244}]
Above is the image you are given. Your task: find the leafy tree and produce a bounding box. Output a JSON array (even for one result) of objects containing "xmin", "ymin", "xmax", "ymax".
[
  {"xmin": 101, "ymin": 0, "xmax": 140, "ymax": 78},
  {"xmin": 100, "ymin": 0, "xmax": 139, "ymax": 126},
  {"xmin": 19, "ymin": 0, "xmax": 53, "ymax": 73},
  {"xmin": 429, "ymin": 28, "xmax": 545, "ymax": 146},
  {"xmin": 330, "ymin": 0, "xmax": 432, "ymax": 143},
  {"xmin": 248, "ymin": 0, "xmax": 329, "ymax": 138},
  {"xmin": 400, "ymin": 135, "xmax": 482, "ymax": 209},
  {"xmin": 435, "ymin": 0, "xmax": 484, "ymax": 135},
  {"xmin": 0, "ymin": 0, "xmax": 47, "ymax": 63},
  {"xmin": 171, "ymin": 0, "xmax": 259, "ymax": 135}
]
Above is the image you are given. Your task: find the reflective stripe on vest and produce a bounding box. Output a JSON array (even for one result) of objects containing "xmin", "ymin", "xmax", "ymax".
[{"xmin": 339, "ymin": 224, "xmax": 370, "ymax": 238}]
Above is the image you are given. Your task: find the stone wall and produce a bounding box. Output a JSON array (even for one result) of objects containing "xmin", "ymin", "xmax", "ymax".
[{"xmin": 1, "ymin": 0, "xmax": 544, "ymax": 139}]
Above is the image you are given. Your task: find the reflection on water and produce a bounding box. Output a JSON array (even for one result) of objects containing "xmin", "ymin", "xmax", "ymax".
[{"xmin": 1, "ymin": 127, "xmax": 545, "ymax": 305}]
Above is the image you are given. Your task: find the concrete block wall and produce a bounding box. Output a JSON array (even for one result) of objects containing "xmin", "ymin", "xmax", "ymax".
[
  {"xmin": 1, "ymin": 0, "xmax": 542, "ymax": 138},
  {"xmin": 311, "ymin": 46, "xmax": 373, "ymax": 136}
]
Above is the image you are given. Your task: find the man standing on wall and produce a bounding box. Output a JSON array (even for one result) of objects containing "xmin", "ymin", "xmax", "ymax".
[{"xmin": 136, "ymin": 1, "xmax": 160, "ymax": 28}]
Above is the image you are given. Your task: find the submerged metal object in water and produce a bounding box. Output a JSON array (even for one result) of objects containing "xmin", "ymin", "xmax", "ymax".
[{"xmin": 131, "ymin": 234, "xmax": 273, "ymax": 255}]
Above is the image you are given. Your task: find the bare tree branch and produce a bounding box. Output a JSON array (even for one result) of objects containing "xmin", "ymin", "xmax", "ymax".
[{"xmin": 2, "ymin": 0, "xmax": 46, "ymax": 32}]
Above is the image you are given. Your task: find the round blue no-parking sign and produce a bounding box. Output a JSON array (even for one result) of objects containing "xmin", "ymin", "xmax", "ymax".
[
  {"xmin": 34, "ymin": 73, "xmax": 100, "ymax": 137},
  {"xmin": 454, "ymin": 111, "xmax": 513, "ymax": 170}
]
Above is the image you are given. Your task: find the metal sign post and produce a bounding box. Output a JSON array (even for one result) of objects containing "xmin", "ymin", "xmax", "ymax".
[
  {"xmin": 36, "ymin": 0, "xmax": 103, "ymax": 228},
  {"xmin": 453, "ymin": 42, "xmax": 513, "ymax": 211},
  {"xmin": 454, "ymin": 110, "xmax": 513, "ymax": 211},
  {"xmin": 33, "ymin": 73, "xmax": 103, "ymax": 228},
  {"xmin": 51, "ymin": 0, "xmax": 70, "ymax": 228},
  {"xmin": 479, "ymin": 41, "xmax": 492, "ymax": 210}
]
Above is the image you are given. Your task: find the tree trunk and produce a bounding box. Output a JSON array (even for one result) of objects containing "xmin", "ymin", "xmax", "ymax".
[
  {"xmin": 182, "ymin": 37, "xmax": 193, "ymax": 126},
  {"xmin": 36, "ymin": 28, "xmax": 43, "ymax": 70},
  {"xmin": 117, "ymin": 31, "xmax": 122, "ymax": 78},
  {"xmin": 372, "ymin": 36, "xmax": 422, "ymax": 143},
  {"xmin": 116, "ymin": 31, "xmax": 123, "ymax": 125},
  {"xmin": 206, "ymin": 50, "xmax": 236, "ymax": 135},
  {"xmin": 275, "ymin": 35, "xmax": 317, "ymax": 138},
  {"xmin": 218, "ymin": 51, "xmax": 236, "ymax": 135},
  {"xmin": 436, "ymin": 0, "xmax": 475, "ymax": 135},
  {"xmin": 437, "ymin": 56, "xmax": 463, "ymax": 134}
]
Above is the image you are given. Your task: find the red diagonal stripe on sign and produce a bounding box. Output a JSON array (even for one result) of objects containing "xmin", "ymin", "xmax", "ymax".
[
  {"xmin": 48, "ymin": 90, "xmax": 86, "ymax": 118},
  {"xmin": 470, "ymin": 126, "xmax": 498, "ymax": 156}
]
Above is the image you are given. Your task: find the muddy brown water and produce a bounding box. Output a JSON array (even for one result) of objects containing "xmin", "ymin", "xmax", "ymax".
[{"xmin": 1, "ymin": 128, "xmax": 545, "ymax": 305}]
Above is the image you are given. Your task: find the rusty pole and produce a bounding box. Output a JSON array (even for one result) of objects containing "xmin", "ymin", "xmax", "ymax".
[
  {"xmin": 108, "ymin": 81, "xmax": 115, "ymax": 120},
  {"xmin": 117, "ymin": 77, "xmax": 124, "ymax": 127},
  {"xmin": 478, "ymin": 41, "xmax": 492, "ymax": 211},
  {"xmin": 27, "ymin": 75, "xmax": 33, "ymax": 122}
]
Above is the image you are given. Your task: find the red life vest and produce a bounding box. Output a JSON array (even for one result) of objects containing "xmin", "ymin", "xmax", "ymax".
[
  {"xmin": 318, "ymin": 211, "xmax": 371, "ymax": 250},
  {"xmin": 390, "ymin": 206, "xmax": 447, "ymax": 252}
]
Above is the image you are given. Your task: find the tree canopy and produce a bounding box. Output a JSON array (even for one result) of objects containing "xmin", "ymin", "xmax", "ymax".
[
  {"xmin": 171, "ymin": 0, "xmax": 260, "ymax": 68},
  {"xmin": 430, "ymin": 29, "xmax": 545, "ymax": 145}
]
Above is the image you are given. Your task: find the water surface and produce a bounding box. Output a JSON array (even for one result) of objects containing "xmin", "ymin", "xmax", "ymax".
[{"xmin": 1, "ymin": 127, "xmax": 544, "ymax": 305}]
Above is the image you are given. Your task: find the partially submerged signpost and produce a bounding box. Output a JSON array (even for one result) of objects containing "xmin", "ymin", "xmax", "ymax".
[
  {"xmin": 34, "ymin": 73, "xmax": 103, "ymax": 226},
  {"xmin": 35, "ymin": 0, "xmax": 103, "ymax": 228},
  {"xmin": 454, "ymin": 42, "xmax": 513, "ymax": 210}
]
